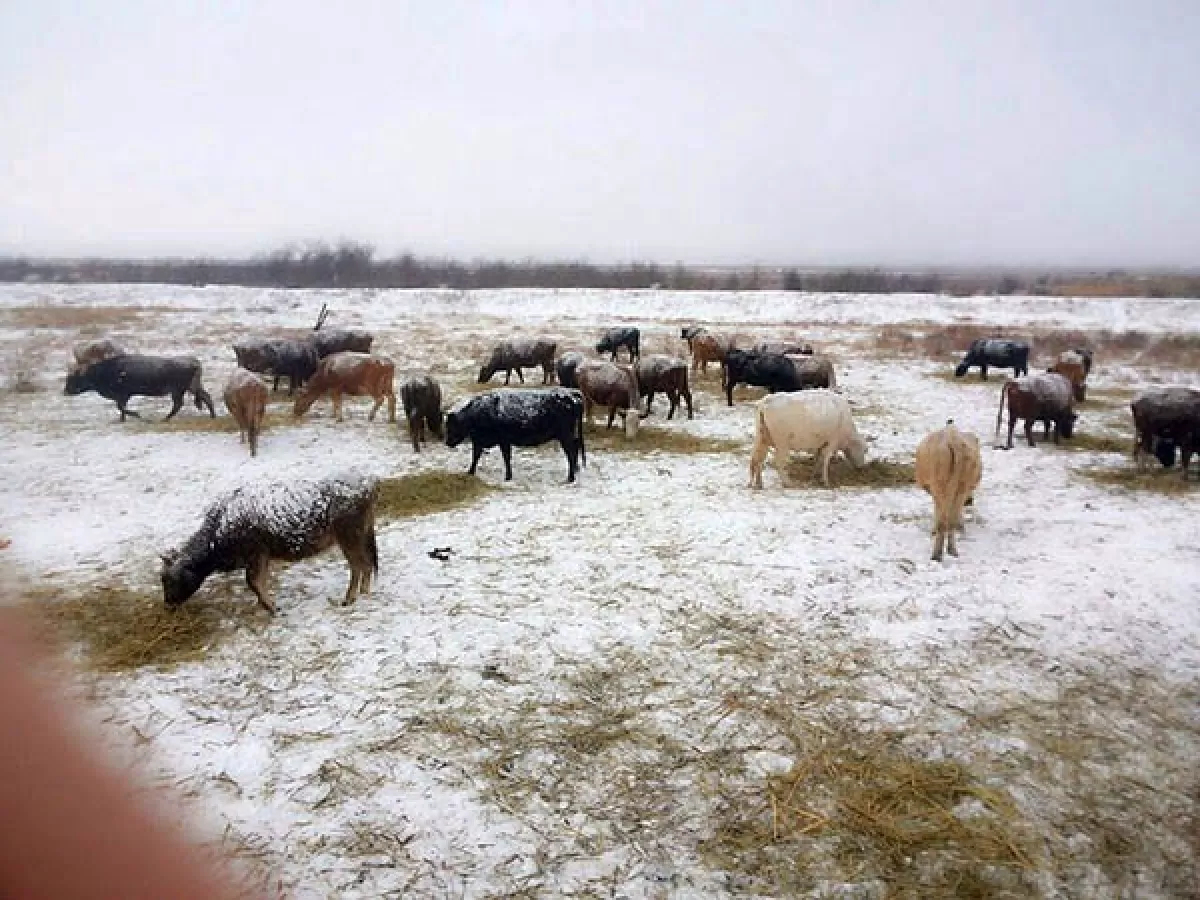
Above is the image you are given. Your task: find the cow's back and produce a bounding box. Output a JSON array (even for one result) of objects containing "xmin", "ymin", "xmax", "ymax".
[{"xmin": 758, "ymin": 389, "xmax": 851, "ymax": 452}]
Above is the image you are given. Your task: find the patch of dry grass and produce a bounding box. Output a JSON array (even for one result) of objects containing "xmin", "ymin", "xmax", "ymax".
[
  {"xmin": 1076, "ymin": 463, "xmax": 1196, "ymax": 493},
  {"xmin": 135, "ymin": 411, "xmax": 298, "ymax": 433},
  {"xmin": 585, "ymin": 424, "xmax": 745, "ymax": 455},
  {"xmin": 0, "ymin": 305, "xmax": 156, "ymax": 328},
  {"xmin": 782, "ymin": 454, "xmax": 916, "ymax": 488},
  {"xmin": 1058, "ymin": 431, "xmax": 1131, "ymax": 454},
  {"xmin": 375, "ymin": 471, "xmax": 493, "ymax": 520}
]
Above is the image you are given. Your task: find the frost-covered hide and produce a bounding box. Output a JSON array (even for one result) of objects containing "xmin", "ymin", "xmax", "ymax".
[
  {"xmin": 993, "ymin": 372, "xmax": 1076, "ymax": 449},
  {"xmin": 786, "ymin": 354, "xmax": 837, "ymax": 390},
  {"xmin": 576, "ymin": 360, "xmax": 641, "ymax": 437},
  {"xmin": 1049, "ymin": 350, "xmax": 1090, "ymax": 402},
  {"xmin": 400, "ymin": 374, "xmax": 443, "ymax": 452},
  {"xmin": 477, "ymin": 338, "xmax": 557, "ymax": 385},
  {"xmin": 1131, "ymin": 387, "xmax": 1200, "ymax": 478},
  {"xmin": 309, "ymin": 327, "xmax": 373, "ymax": 359},
  {"xmin": 63, "ymin": 354, "xmax": 215, "ymax": 422},
  {"xmin": 595, "ymin": 326, "xmax": 640, "ymax": 363},
  {"xmin": 69, "ymin": 338, "xmax": 124, "ymax": 374},
  {"xmin": 222, "ymin": 369, "xmax": 269, "ymax": 457},
  {"xmin": 954, "ymin": 338, "xmax": 1031, "ymax": 379},
  {"xmin": 161, "ymin": 473, "xmax": 379, "ymax": 613},
  {"xmin": 232, "ymin": 337, "xmax": 319, "ymax": 395},
  {"xmin": 555, "ymin": 351, "xmax": 586, "ymax": 390},
  {"xmin": 723, "ymin": 349, "xmax": 804, "ymax": 406},
  {"xmin": 445, "ymin": 388, "xmax": 586, "ymax": 482},
  {"xmin": 749, "ymin": 389, "xmax": 867, "ymax": 488},
  {"xmin": 635, "ymin": 354, "xmax": 692, "ymax": 420},
  {"xmin": 292, "ymin": 352, "xmax": 396, "ymax": 423},
  {"xmin": 915, "ymin": 423, "xmax": 983, "ymax": 562}
]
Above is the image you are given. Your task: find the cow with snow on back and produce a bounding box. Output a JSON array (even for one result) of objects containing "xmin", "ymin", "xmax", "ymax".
[
  {"xmin": 64, "ymin": 354, "xmax": 216, "ymax": 422},
  {"xmin": 596, "ymin": 327, "xmax": 640, "ymax": 363},
  {"xmin": 400, "ymin": 374, "xmax": 443, "ymax": 452},
  {"xmin": 954, "ymin": 338, "xmax": 1031, "ymax": 380},
  {"xmin": 223, "ymin": 370, "xmax": 269, "ymax": 457},
  {"xmin": 1048, "ymin": 349, "xmax": 1092, "ymax": 402},
  {"xmin": 576, "ymin": 360, "xmax": 642, "ymax": 439},
  {"xmin": 478, "ymin": 338, "xmax": 557, "ymax": 385},
  {"xmin": 749, "ymin": 389, "xmax": 867, "ymax": 488},
  {"xmin": 915, "ymin": 422, "xmax": 983, "ymax": 562},
  {"xmin": 445, "ymin": 388, "xmax": 586, "ymax": 482},
  {"xmin": 993, "ymin": 372, "xmax": 1076, "ymax": 449},
  {"xmin": 636, "ymin": 354, "xmax": 693, "ymax": 419},
  {"xmin": 160, "ymin": 473, "xmax": 379, "ymax": 614},
  {"xmin": 555, "ymin": 351, "xmax": 586, "ymax": 389},
  {"xmin": 233, "ymin": 338, "xmax": 319, "ymax": 395},
  {"xmin": 1131, "ymin": 387, "xmax": 1200, "ymax": 479}
]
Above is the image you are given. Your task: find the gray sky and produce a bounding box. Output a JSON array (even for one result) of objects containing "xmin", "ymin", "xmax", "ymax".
[{"xmin": 2, "ymin": 1, "xmax": 1197, "ymax": 266}]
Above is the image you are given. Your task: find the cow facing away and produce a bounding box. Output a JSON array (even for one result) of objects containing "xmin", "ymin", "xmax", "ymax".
[
  {"xmin": 1048, "ymin": 350, "xmax": 1091, "ymax": 402},
  {"xmin": 161, "ymin": 473, "xmax": 379, "ymax": 614},
  {"xmin": 1131, "ymin": 387, "xmax": 1200, "ymax": 479},
  {"xmin": 954, "ymin": 339, "xmax": 1031, "ymax": 380},
  {"xmin": 749, "ymin": 389, "xmax": 867, "ymax": 488},
  {"xmin": 686, "ymin": 329, "xmax": 736, "ymax": 375},
  {"xmin": 636, "ymin": 354, "xmax": 693, "ymax": 419},
  {"xmin": 915, "ymin": 423, "xmax": 983, "ymax": 562},
  {"xmin": 993, "ymin": 373, "xmax": 1076, "ymax": 449},
  {"xmin": 70, "ymin": 339, "xmax": 124, "ymax": 374},
  {"xmin": 478, "ymin": 339, "xmax": 557, "ymax": 385},
  {"xmin": 445, "ymin": 388, "xmax": 586, "ymax": 482},
  {"xmin": 555, "ymin": 351, "xmax": 586, "ymax": 389},
  {"xmin": 787, "ymin": 354, "xmax": 837, "ymax": 390},
  {"xmin": 596, "ymin": 327, "xmax": 640, "ymax": 363},
  {"xmin": 576, "ymin": 360, "xmax": 641, "ymax": 438},
  {"xmin": 233, "ymin": 338, "xmax": 319, "ymax": 395},
  {"xmin": 400, "ymin": 374, "xmax": 443, "ymax": 452},
  {"xmin": 724, "ymin": 349, "xmax": 805, "ymax": 406},
  {"xmin": 64, "ymin": 354, "xmax": 216, "ymax": 422},
  {"xmin": 293, "ymin": 352, "xmax": 396, "ymax": 423},
  {"xmin": 222, "ymin": 370, "xmax": 269, "ymax": 457}
]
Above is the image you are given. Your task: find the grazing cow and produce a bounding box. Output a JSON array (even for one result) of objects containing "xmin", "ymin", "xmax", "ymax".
[
  {"xmin": 576, "ymin": 360, "xmax": 642, "ymax": 438},
  {"xmin": 596, "ymin": 327, "xmax": 640, "ymax": 363},
  {"xmin": 755, "ymin": 340, "xmax": 814, "ymax": 356},
  {"xmin": 749, "ymin": 389, "xmax": 867, "ymax": 488},
  {"xmin": 993, "ymin": 373, "xmax": 1076, "ymax": 449},
  {"xmin": 555, "ymin": 351, "xmax": 586, "ymax": 389},
  {"xmin": 400, "ymin": 374, "xmax": 443, "ymax": 452},
  {"xmin": 915, "ymin": 423, "xmax": 983, "ymax": 562},
  {"xmin": 723, "ymin": 349, "xmax": 804, "ymax": 406},
  {"xmin": 1048, "ymin": 350, "xmax": 1090, "ymax": 402},
  {"xmin": 70, "ymin": 339, "xmax": 124, "ymax": 374},
  {"xmin": 310, "ymin": 328, "xmax": 374, "ymax": 359},
  {"xmin": 687, "ymin": 330, "xmax": 736, "ymax": 375},
  {"xmin": 222, "ymin": 370, "xmax": 269, "ymax": 457},
  {"xmin": 64, "ymin": 354, "xmax": 215, "ymax": 422},
  {"xmin": 160, "ymin": 473, "xmax": 379, "ymax": 613},
  {"xmin": 787, "ymin": 354, "xmax": 837, "ymax": 390},
  {"xmin": 445, "ymin": 388, "xmax": 586, "ymax": 482},
  {"xmin": 636, "ymin": 354, "xmax": 693, "ymax": 419},
  {"xmin": 478, "ymin": 338, "xmax": 557, "ymax": 385},
  {"xmin": 293, "ymin": 352, "xmax": 396, "ymax": 423},
  {"xmin": 233, "ymin": 338, "xmax": 319, "ymax": 395},
  {"xmin": 955, "ymin": 339, "xmax": 1031, "ymax": 379},
  {"xmin": 1131, "ymin": 387, "xmax": 1200, "ymax": 480}
]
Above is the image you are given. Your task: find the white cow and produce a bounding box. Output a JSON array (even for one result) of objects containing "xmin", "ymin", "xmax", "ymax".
[
  {"xmin": 914, "ymin": 422, "xmax": 983, "ymax": 561},
  {"xmin": 749, "ymin": 389, "xmax": 867, "ymax": 488}
]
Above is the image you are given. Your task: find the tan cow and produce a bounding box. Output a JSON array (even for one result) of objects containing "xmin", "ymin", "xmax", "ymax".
[
  {"xmin": 749, "ymin": 389, "xmax": 867, "ymax": 488},
  {"xmin": 576, "ymin": 360, "xmax": 641, "ymax": 439},
  {"xmin": 1048, "ymin": 350, "xmax": 1089, "ymax": 402},
  {"xmin": 222, "ymin": 370, "xmax": 269, "ymax": 456},
  {"xmin": 293, "ymin": 352, "xmax": 396, "ymax": 423},
  {"xmin": 914, "ymin": 422, "xmax": 983, "ymax": 562}
]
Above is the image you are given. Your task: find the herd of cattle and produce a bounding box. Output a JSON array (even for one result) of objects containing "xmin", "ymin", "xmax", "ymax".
[{"xmin": 55, "ymin": 317, "xmax": 1199, "ymax": 610}]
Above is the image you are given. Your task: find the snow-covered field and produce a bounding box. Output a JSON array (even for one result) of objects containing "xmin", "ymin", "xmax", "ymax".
[{"xmin": 1, "ymin": 285, "xmax": 1198, "ymax": 898}]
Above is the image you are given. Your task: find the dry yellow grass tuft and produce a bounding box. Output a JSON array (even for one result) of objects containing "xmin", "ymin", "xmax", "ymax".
[
  {"xmin": 0, "ymin": 305, "xmax": 157, "ymax": 329},
  {"xmin": 586, "ymin": 424, "xmax": 745, "ymax": 455},
  {"xmin": 782, "ymin": 455, "xmax": 916, "ymax": 488},
  {"xmin": 375, "ymin": 472, "xmax": 493, "ymax": 520},
  {"xmin": 1077, "ymin": 464, "xmax": 1196, "ymax": 494}
]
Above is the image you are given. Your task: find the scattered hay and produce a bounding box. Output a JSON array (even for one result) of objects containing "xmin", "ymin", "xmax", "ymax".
[
  {"xmin": 29, "ymin": 584, "xmax": 260, "ymax": 672},
  {"xmin": 586, "ymin": 425, "xmax": 744, "ymax": 455},
  {"xmin": 1076, "ymin": 464, "xmax": 1195, "ymax": 494},
  {"xmin": 1058, "ymin": 431, "xmax": 1130, "ymax": 454},
  {"xmin": 375, "ymin": 471, "xmax": 492, "ymax": 520},
  {"xmin": 136, "ymin": 411, "xmax": 298, "ymax": 434},
  {"xmin": 783, "ymin": 455, "xmax": 916, "ymax": 488},
  {"xmin": 0, "ymin": 305, "xmax": 154, "ymax": 328}
]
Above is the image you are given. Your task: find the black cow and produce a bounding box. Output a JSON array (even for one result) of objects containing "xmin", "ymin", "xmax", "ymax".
[
  {"xmin": 400, "ymin": 374, "xmax": 443, "ymax": 452},
  {"xmin": 233, "ymin": 338, "xmax": 319, "ymax": 395},
  {"xmin": 1131, "ymin": 387, "xmax": 1200, "ymax": 479},
  {"xmin": 64, "ymin": 354, "xmax": 216, "ymax": 422},
  {"xmin": 596, "ymin": 327, "xmax": 640, "ymax": 363},
  {"xmin": 722, "ymin": 349, "xmax": 803, "ymax": 406},
  {"xmin": 555, "ymin": 351, "xmax": 586, "ymax": 389},
  {"xmin": 754, "ymin": 340, "xmax": 813, "ymax": 356},
  {"xmin": 445, "ymin": 388, "xmax": 586, "ymax": 482},
  {"xmin": 954, "ymin": 339, "xmax": 1030, "ymax": 379},
  {"xmin": 310, "ymin": 328, "xmax": 374, "ymax": 359}
]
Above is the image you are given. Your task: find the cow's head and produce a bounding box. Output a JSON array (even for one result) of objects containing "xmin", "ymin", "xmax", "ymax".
[
  {"xmin": 953, "ymin": 360, "xmax": 971, "ymax": 378},
  {"xmin": 476, "ymin": 364, "xmax": 493, "ymax": 384},
  {"xmin": 843, "ymin": 433, "xmax": 868, "ymax": 467},
  {"xmin": 63, "ymin": 370, "xmax": 90, "ymax": 396},
  {"xmin": 444, "ymin": 408, "xmax": 468, "ymax": 447},
  {"xmin": 1058, "ymin": 411, "xmax": 1078, "ymax": 439},
  {"xmin": 594, "ymin": 338, "xmax": 611, "ymax": 354},
  {"xmin": 160, "ymin": 551, "xmax": 203, "ymax": 607}
]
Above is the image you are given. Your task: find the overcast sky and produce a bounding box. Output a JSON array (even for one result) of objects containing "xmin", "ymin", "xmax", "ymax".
[{"xmin": 1, "ymin": 1, "xmax": 1197, "ymax": 266}]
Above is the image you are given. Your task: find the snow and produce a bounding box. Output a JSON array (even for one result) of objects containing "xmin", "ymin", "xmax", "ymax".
[{"xmin": 1, "ymin": 285, "xmax": 1198, "ymax": 897}]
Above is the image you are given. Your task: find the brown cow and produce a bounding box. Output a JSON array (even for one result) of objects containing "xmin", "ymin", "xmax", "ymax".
[
  {"xmin": 755, "ymin": 340, "xmax": 813, "ymax": 356},
  {"xmin": 70, "ymin": 339, "xmax": 124, "ymax": 374},
  {"xmin": 993, "ymin": 373, "xmax": 1076, "ymax": 449},
  {"xmin": 400, "ymin": 374, "xmax": 443, "ymax": 452},
  {"xmin": 478, "ymin": 339, "xmax": 557, "ymax": 385},
  {"xmin": 636, "ymin": 354, "xmax": 693, "ymax": 419},
  {"xmin": 222, "ymin": 370, "xmax": 269, "ymax": 456},
  {"xmin": 786, "ymin": 354, "xmax": 837, "ymax": 389},
  {"xmin": 1048, "ymin": 350, "xmax": 1089, "ymax": 402},
  {"xmin": 915, "ymin": 423, "xmax": 983, "ymax": 561},
  {"xmin": 293, "ymin": 352, "xmax": 396, "ymax": 423},
  {"xmin": 576, "ymin": 360, "xmax": 641, "ymax": 438},
  {"xmin": 688, "ymin": 330, "xmax": 736, "ymax": 375}
]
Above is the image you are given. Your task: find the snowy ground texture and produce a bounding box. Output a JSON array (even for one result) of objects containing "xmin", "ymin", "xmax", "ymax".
[{"xmin": 1, "ymin": 285, "xmax": 1198, "ymax": 898}]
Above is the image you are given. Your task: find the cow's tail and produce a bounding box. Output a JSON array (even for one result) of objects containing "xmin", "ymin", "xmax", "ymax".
[
  {"xmin": 827, "ymin": 361, "xmax": 837, "ymax": 389},
  {"xmin": 189, "ymin": 365, "xmax": 215, "ymax": 416},
  {"xmin": 628, "ymin": 366, "xmax": 641, "ymax": 415},
  {"xmin": 577, "ymin": 396, "xmax": 587, "ymax": 467},
  {"xmin": 993, "ymin": 380, "xmax": 1011, "ymax": 446}
]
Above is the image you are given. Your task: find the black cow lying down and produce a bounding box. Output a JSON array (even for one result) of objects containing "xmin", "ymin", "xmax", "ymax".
[
  {"xmin": 445, "ymin": 388, "xmax": 586, "ymax": 482},
  {"xmin": 64, "ymin": 354, "xmax": 216, "ymax": 421}
]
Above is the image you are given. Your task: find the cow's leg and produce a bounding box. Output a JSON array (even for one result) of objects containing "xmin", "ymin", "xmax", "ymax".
[
  {"xmin": 1024, "ymin": 419, "xmax": 1036, "ymax": 448},
  {"xmin": 979, "ymin": 364, "xmax": 988, "ymax": 380},
  {"xmin": 725, "ymin": 382, "xmax": 735, "ymax": 407},
  {"xmin": 817, "ymin": 444, "xmax": 835, "ymax": 487},
  {"xmin": 468, "ymin": 443, "xmax": 484, "ymax": 476},
  {"xmin": 749, "ymin": 435, "xmax": 769, "ymax": 489},
  {"xmin": 409, "ymin": 415, "xmax": 421, "ymax": 452},
  {"xmin": 115, "ymin": 396, "xmax": 140, "ymax": 421},
  {"xmin": 504, "ymin": 369, "xmax": 512, "ymax": 385},
  {"xmin": 248, "ymin": 424, "xmax": 259, "ymax": 457},
  {"xmin": 945, "ymin": 498, "xmax": 960, "ymax": 557},
  {"xmin": 645, "ymin": 390, "xmax": 656, "ymax": 417},
  {"xmin": 561, "ymin": 437, "xmax": 579, "ymax": 483},
  {"xmin": 499, "ymin": 443, "xmax": 513, "ymax": 481},
  {"xmin": 335, "ymin": 531, "xmax": 370, "ymax": 606},
  {"xmin": 606, "ymin": 406, "xmax": 617, "ymax": 430},
  {"xmin": 272, "ymin": 375, "xmax": 281, "ymax": 392},
  {"xmin": 164, "ymin": 390, "xmax": 185, "ymax": 421},
  {"xmin": 332, "ymin": 391, "xmax": 344, "ymax": 423},
  {"xmin": 683, "ymin": 386, "xmax": 694, "ymax": 419},
  {"xmin": 516, "ymin": 367, "xmax": 525, "ymax": 384},
  {"xmin": 387, "ymin": 393, "xmax": 396, "ymax": 423},
  {"xmin": 245, "ymin": 555, "xmax": 276, "ymax": 615},
  {"xmin": 1182, "ymin": 440, "xmax": 1194, "ymax": 482},
  {"xmin": 368, "ymin": 394, "xmax": 384, "ymax": 422},
  {"xmin": 931, "ymin": 497, "xmax": 947, "ymax": 562}
]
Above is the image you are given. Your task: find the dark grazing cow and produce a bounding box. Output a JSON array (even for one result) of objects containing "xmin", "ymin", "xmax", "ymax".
[
  {"xmin": 445, "ymin": 388, "xmax": 586, "ymax": 482},
  {"xmin": 596, "ymin": 327, "xmax": 640, "ymax": 363},
  {"xmin": 400, "ymin": 374, "xmax": 444, "ymax": 452},
  {"xmin": 576, "ymin": 360, "xmax": 642, "ymax": 438},
  {"xmin": 478, "ymin": 338, "xmax": 557, "ymax": 385},
  {"xmin": 993, "ymin": 373, "xmax": 1077, "ymax": 449},
  {"xmin": 787, "ymin": 354, "xmax": 837, "ymax": 390},
  {"xmin": 160, "ymin": 473, "xmax": 379, "ymax": 614},
  {"xmin": 1131, "ymin": 387, "xmax": 1200, "ymax": 480},
  {"xmin": 555, "ymin": 351, "xmax": 586, "ymax": 389},
  {"xmin": 310, "ymin": 328, "xmax": 374, "ymax": 359},
  {"xmin": 723, "ymin": 349, "xmax": 804, "ymax": 406},
  {"xmin": 233, "ymin": 338, "xmax": 320, "ymax": 395},
  {"xmin": 754, "ymin": 340, "xmax": 814, "ymax": 356},
  {"xmin": 955, "ymin": 339, "xmax": 1031, "ymax": 379},
  {"xmin": 636, "ymin": 354, "xmax": 693, "ymax": 419},
  {"xmin": 64, "ymin": 354, "xmax": 216, "ymax": 422}
]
